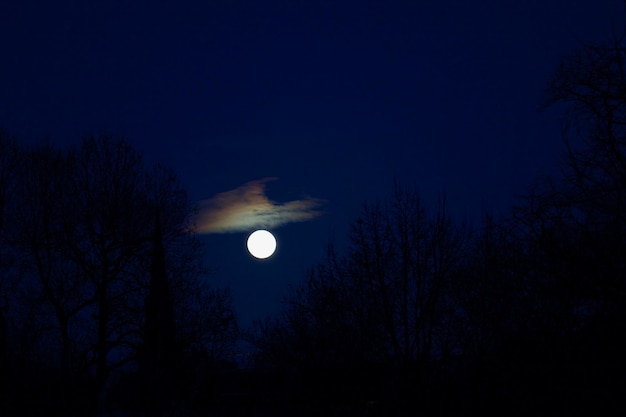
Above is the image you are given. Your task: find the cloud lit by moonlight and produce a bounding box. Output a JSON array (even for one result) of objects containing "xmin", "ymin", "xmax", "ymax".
[{"xmin": 193, "ymin": 177, "xmax": 325, "ymax": 234}]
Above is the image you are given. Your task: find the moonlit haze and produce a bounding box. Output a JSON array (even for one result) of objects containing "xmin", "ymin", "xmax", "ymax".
[{"xmin": 193, "ymin": 177, "xmax": 325, "ymax": 234}]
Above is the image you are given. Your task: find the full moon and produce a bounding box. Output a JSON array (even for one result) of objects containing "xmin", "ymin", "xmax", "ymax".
[{"xmin": 246, "ymin": 229, "xmax": 277, "ymax": 259}]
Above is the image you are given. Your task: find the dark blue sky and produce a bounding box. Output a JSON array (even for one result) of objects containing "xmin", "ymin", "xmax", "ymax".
[{"xmin": 1, "ymin": 0, "xmax": 624, "ymax": 326}]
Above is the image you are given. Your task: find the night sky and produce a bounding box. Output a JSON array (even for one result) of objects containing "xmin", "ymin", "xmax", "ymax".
[{"xmin": 1, "ymin": 0, "xmax": 623, "ymax": 326}]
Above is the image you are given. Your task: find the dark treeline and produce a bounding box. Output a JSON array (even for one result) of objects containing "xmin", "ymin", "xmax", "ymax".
[
  {"xmin": 0, "ymin": 134, "xmax": 238, "ymax": 416},
  {"xmin": 245, "ymin": 38, "xmax": 626, "ymax": 416},
  {"xmin": 1, "ymin": 37, "xmax": 626, "ymax": 417}
]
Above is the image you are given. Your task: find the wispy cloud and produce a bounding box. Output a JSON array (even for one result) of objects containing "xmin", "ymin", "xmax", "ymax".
[{"xmin": 193, "ymin": 177, "xmax": 325, "ymax": 234}]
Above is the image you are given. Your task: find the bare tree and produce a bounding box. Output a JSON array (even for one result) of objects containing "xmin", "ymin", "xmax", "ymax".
[
  {"xmin": 63, "ymin": 136, "xmax": 150, "ymax": 409},
  {"xmin": 342, "ymin": 186, "xmax": 468, "ymax": 368},
  {"xmin": 515, "ymin": 39, "xmax": 626, "ymax": 328},
  {"xmin": 2, "ymin": 142, "xmax": 91, "ymax": 411},
  {"xmin": 543, "ymin": 39, "xmax": 626, "ymax": 229}
]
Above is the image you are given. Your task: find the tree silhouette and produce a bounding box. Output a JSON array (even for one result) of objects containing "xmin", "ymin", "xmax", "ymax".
[
  {"xmin": 140, "ymin": 213, "xmax": 178, "ymax": 414},
  {"xmin": 530, "ymin": 37, "xmax": 626, "ymax": 331},
  {"xmin": 543, "ymin": 40, "xmax": 626, "ymax": 227},
  {"xmin": 250, "ymin": 185, "xmax": 470, "ymax": 415},
  {"xmin": 500, "ymin": 37, "xmax": 626, "ymax": 413},
  {"xmin": 0, "ymin": 129, "xmax": 19, "ymax": 415},
  {"xmin": 0, "ymin": 133, "xmax": 237, "ymax": 416},
  {"xmin": 63, "ymin": 136, "xmax": 155, "ymax": 412}
]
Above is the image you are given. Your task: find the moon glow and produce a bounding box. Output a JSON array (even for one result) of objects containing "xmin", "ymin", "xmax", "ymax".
[{"xmin": 246, "ymin": 229, "xmax": 277, "ymax": 259}]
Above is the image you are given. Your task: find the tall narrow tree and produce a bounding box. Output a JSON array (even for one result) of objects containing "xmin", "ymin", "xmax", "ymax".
[{"xmin": 141, "ymin": 211, "xmax": 177, "ymax": 413}]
